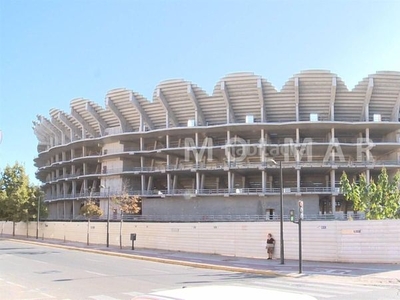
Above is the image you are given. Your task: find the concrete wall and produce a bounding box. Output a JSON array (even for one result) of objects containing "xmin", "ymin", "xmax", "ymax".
[
  {"xmin": 142, "ymin": 194, "xmax": 320, "ymax": 216},
  {"xmin": 1, "ymin": 220, "xmax": 399, "ymax": 264}
]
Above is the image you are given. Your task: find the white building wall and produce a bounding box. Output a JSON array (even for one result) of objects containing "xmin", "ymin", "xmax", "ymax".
[{"xmin": 2, "ymin": 220, "xmax": 399, "ymax": 263}]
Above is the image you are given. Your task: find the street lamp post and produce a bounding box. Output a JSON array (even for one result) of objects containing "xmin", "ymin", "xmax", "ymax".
[
  {"xmin": 100, "ymin": 185, "xmax": 111, "ymax": 247},
  {"xmin": 270, "ymin": 159, "xmax": 285, "ymax": 265},
  {"xmin": 279, "ymin": 160, "xmax": 284, "ymax": 264},
  {"xmin": 36, "ymin": 195, "xmax": 40, "ymax": 239}
]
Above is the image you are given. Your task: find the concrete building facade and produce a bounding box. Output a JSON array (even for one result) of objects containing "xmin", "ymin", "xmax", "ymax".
[{"xmin": 33, "ymin": 70, "xmax": 400, "ymax": 220}]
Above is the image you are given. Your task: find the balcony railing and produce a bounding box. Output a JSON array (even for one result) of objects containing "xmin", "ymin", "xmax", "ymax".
[
  {"xmin": 37, "ymin": 136, "xmax": 400, "ymax": 169},
  {"xmin": 44, "ymin": 212, "xmax": 366, "ymax": 222},
  {"xmin": 44, "ymin": 186, "xmax": 343, "ymax": 201},
  {"xmin": 40, "ymin": 160, "xmax": 400, "ymax": 183}
]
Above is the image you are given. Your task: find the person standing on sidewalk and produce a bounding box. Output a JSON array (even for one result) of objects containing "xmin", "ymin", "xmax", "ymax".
[{"xmin": 266, "ymin": 233, "xmax": 275, "ymax": 260}]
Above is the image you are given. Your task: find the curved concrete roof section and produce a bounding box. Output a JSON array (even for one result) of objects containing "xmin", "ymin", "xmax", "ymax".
[{"xmin": 33, "ymin": 70, "xmax": 400, "ymax": 149}]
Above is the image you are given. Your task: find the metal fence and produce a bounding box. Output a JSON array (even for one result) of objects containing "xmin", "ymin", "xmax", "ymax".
[{"xmin": 44, "ymin": 213, "xmax": 365, "ymax": 222}]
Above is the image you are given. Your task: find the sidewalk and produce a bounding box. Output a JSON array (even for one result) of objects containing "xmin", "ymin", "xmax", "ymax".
[{"xmin": 4, "ymin": 236, "xmax": 400, "ymax": 286}]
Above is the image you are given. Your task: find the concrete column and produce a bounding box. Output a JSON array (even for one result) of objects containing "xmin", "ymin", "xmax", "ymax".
[
  {"xmin": 57, "ymin": 183, "xmax": 61, "ymax": 197},
  {"xmin": 228, "ymin": 172, "xmax": 232, "ymax": 192},
  {"xmin": 331, "ymin": 195, "xmax": 336, "ymax": 214},
  {"xmin": 72, "ymin": 180, "xmax": 77, "ymax": 197},
  {"xmin": 331, "ymin": 169, "xmax": 336, "ymax": 212},
  {"xmin": 147, "ymin": 176, "xmax": 153, "ymax": 192},
  {"xmin": 260, "ymin": 129, "xmax": 266, "ymax": 193},
  {"xmin": 83, "ymin": 180, "xmax": 88, "ymax": 194},
  {"xmin": 297, "ymin": 169, "xmax": 301, "ymax": 193},
  {"xmin": 226, "ymin": 130, "xmax": 231, "ymax": 165},
  {"xmin": 195, "ymin": 109, "xmax": 199, "ymax": 126},
  {"xmin": 167, "ymin": 155, "xmax": 171, "ymax": 194},
  {"xmin": 365, "ymin": 128, "xmax": 371, "ymax": 162},
  {"xmin": 83, "ymin": 179, "xmax": 90, "ymax": 193},
  {"xmin": 141, "ymin": 156, "xmax": 145, "ymax": 194},
  {"xmin": 173, "ymin": 175, "xmax": 177, "ymax": 190},
  {"xmin": 139, "ymin": 115, "xmax": 143, "ymax": 132},
  {"xmin": 196, "ymin": 172, "xmax": 200, "ymax": 192},
  {"xmin": 63, "ymin": 182, "xmax": 67, "ymax": 198},
  {"xmin": 141, "ymin": 175, "xmax": 146, "ymax": 194},
  {"xmin": 262, "ymin": 171, "xmax": 266, "ymax": 192}
]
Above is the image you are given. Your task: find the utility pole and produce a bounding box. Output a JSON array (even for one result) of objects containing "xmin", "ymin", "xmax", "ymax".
[
  {"xmin": 36, "ymin": 195, "xmax": 40, "ymax": 239},
  {"xmin": 298, "ymin": 200, "xmax": 303, "ymax": 274},
  {"xmin": 290, "ymin": 200, "xmax": 304, "ymax": 274},
  {"xmin": 100, "ymin": 185, "xmax": 111, "ymax": 247},
  {"xmin": 279, "ymin": 160, "xmax": 284, "ymax": 264}
]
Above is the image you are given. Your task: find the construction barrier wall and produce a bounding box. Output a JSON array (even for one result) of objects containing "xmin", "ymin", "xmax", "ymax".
[{"xmin": 1, "ymin": 220, "xmax": 399, "ymax": 264}]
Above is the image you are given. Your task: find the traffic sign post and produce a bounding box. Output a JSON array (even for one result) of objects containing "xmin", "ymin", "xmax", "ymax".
[
  {"xmin": 298, "ymin": 200, "xmax": 303, "ymax": 274},
  {"xmin": 290, "ymin": 201, "xmax": 303, "ymax": 274},
  {"xmin": 289, "ymin": 209, "xmax": 295, "ymax": 222}
]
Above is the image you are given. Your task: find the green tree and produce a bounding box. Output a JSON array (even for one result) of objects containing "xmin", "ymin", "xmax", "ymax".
[
  {"xmin": 0, "ymin": 163, "xmax": 42, "ymax": 235},
  {"xmin": 80, "ymin": 198, "xmax": 103, "ymax": 245},
  {"xmin": 340, "ymin": 168, "xmax": 400, "ymax": 220},
  {"xmin": 30, "ymin": 185, "xmax": 48, "ymax": 222}
]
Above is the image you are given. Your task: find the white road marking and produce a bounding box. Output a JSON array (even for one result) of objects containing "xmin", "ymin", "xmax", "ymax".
[
  {"xmin": 89, "ymin": 296, "xmax": 121, "ymax": 300},
  {"xmin": 123, "ymin": 291, "xmax": 143, "ymax": 296},
  {"xmin": 85, "ymin": 270, "xmax": 107, "ymax": 276},
  {"xmin": 38, "ymin": 291, "xmax": 56, "ymax": 298},
  {"xmin": 30, "ymin": 259, "xmax": 49, "ymax": 265},
  {"xmin": 253, "ymin": 284, "xmax": 332, "ymax": 298},
  {"xmin": 5, "ymin": 281, "xmax": 26, "ymax": 288},
  {"xmin": 252, "ymin": 279, "xmax": 379, "ymax": 298}
]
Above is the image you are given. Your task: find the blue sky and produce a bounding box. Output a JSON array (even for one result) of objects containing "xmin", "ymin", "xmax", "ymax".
[{"xmin": 0, "ymin": 0, "xmax": 399, "ymax": 184}]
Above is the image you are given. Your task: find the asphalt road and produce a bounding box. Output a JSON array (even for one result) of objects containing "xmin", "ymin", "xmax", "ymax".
[{"xmin": 0, "ymin": 239, "xmax": 399, "ymax": 300}]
